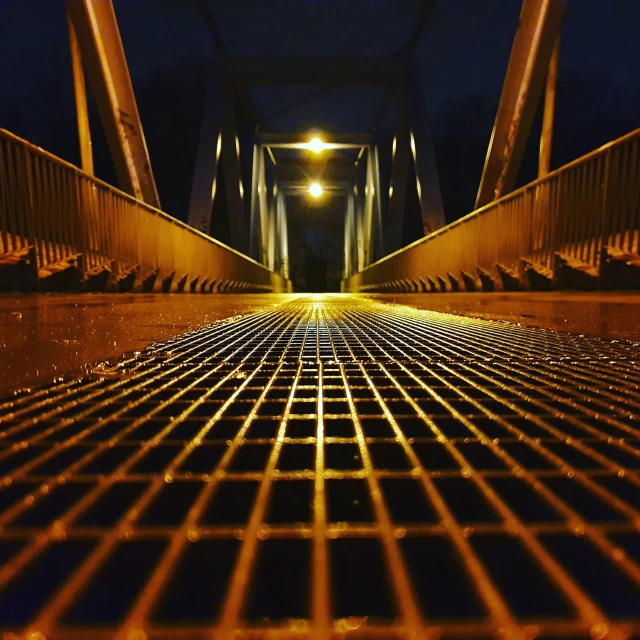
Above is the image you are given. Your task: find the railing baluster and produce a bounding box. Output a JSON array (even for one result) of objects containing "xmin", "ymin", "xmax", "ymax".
[{"xmin": 345, "ymin": 127, "xmax": 640, "ymax": 292}]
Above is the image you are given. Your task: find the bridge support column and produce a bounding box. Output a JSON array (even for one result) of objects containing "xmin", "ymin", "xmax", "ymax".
[
  {"xmin": 67, "ymin": 4, "xmax": 93, "ymax": 176},
  {"xmin": 276, "ymin": 189, "xmax": 289, "ymax": 280},
  {"xmin": 365, "ymin": 144, "xmax": 384, "ymax": 263},
  {"xmin": 265, "ymin": 183, "xmax": 278, "ymax": 272},
  {"xmin": 538, "ymin": 36, "xmax": 560, "ymax": 178},
  {"xmin": 354, "ymin": 178, "xmax": 367, "ymax": 273},
  {"xmin": 66, "ymin": 0, "xmax": 159, "ymax": 207},
  {"xmin": 344, "ymin": 187, "xmax": 357, "ymax": 278},
  {"xmin": 249, "ymin": 143, "xmax": 270, "ymax": 263},
  {"xmin": 388, "ymin": 82, "xmax": 411, "ymax": 254},
  {"xmin": 221, "ymin": 90, "xmax": 249, "ymax": 254},
  {"xmin": 406, "ymin": 68, "xmax": 445, "ymax": 235},
  {"xmin": 476, "ymin": 0, "xmax": 566, "ymax": 207},
  {"xmin": 188, "ymin": 70, "xmax": 227, "ymax": 235}
]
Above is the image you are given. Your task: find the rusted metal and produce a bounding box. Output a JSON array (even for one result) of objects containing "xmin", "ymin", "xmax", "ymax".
[
  {"xmin": 476, "ymin": 0, "xmax": 566, "ymax": 208},
  {"xmin": 344, "ymin": 127, "xmax": 640, "ymax": 293},
  {"xmin": 66, "ymin": 0, "xmax": 160, "ymax": 208},
  {"xmin": 0, "ymin": 129, "xmax": 290, "ymax": 294}
]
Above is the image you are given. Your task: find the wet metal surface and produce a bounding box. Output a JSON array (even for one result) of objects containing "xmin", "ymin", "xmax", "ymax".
[
  {"xmin": 368, "ymin": 292, "xmax": 640, "ymax": 342},
  {"xmin": 0, "ymin": 295, "xmax": 639, "ymax": 638},
  {"xmin": 0, "ymin": 293, "xmax": 300, "ymax": 394}
]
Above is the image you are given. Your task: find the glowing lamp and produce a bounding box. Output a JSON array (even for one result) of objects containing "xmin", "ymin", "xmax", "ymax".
[
  {"xmin": 308, "ymin": 182, "xmax": 323, "ymax": 198},
  {"xmin": 306, "ymin": 137, "xmax": 326, "ymax": 154}
]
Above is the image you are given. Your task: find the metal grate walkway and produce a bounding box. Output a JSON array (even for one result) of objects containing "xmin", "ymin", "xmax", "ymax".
[{"xmin": 0, "ymin": 296, "xmax": 639, "ymax": 639}]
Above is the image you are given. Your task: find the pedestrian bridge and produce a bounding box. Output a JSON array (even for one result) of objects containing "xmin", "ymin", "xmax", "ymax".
[{"xmin": 0, "ymin": 1, "xmax": 639, "ymax": 638}]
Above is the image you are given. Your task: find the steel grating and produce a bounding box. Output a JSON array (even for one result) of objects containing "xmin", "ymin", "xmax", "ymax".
[{"xmin": 0, "ymin": 295, "xmax": 639, "ymax": 639}]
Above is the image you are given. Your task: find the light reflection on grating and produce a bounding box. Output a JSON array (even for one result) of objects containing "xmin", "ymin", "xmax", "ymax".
[{"xmin": 0, "ymin": 296, "xmax": 639, "ymax": 638}]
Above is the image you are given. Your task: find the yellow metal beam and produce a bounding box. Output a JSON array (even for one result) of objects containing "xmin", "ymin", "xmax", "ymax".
[
  {"xmin": 67, "ymin": 0, "xmax": 160, "ymax": 208},
  {"xmin": 476, "ymin": 0, "xmax": 566, "ymax": 208},
  {"xmin": 67, "ymin": 4, "xmax": 93, "ymax": 176},
  {"xmin": 539, "ymin": 36, "xmax": 560, "ymax": 178}
]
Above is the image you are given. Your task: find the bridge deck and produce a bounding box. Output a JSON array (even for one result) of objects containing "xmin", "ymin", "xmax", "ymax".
[{"xmin": 0, "ymin": 296, "xmax": 639, "ymax": 638}]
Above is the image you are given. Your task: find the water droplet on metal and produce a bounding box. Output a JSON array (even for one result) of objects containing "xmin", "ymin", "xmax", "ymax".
[
  {"xmin": 187, "ymin": 526, "xmax": 200, "ymax": 542},
  {"xmin": 49, "ymin": 520, "xmax": 66, "ymax": 541}
]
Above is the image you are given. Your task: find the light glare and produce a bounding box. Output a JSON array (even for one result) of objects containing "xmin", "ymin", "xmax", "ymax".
[
  {"xmin": 306, "ymin": 137, "xmax": 326, "ymax": 154},
  {"xmin": 309, "ymin": 182, "xmax": 323, "ymax": 198}
]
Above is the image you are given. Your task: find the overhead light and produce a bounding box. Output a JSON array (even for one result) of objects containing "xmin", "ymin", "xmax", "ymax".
[
  {"xmin": 308, "ymin": 182, "xmax": 323, "ymax": 198},
  {"xmin": 306, "ymin": 137, "xmax": 327, "ymax": 154}
]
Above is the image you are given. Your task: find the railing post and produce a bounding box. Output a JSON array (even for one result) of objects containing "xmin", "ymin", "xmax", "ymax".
[
  {"xmin": 596, "ymin": 148, "xmax": 612, "ymax": 288},
  {"xmin": 21, "ymin": 143, "xmax": 39, "ymax": 279}
]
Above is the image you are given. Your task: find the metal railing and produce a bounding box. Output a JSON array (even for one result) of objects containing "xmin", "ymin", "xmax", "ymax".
[
  {"xmin": 0, "ymin": 128, "xmax": 290, "ymax": 293},
  {"xmin": 343, "ymin": 127, "xmax": 640, "ymax": 292}
]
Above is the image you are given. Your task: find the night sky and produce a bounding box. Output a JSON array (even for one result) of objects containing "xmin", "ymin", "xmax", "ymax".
[{"xmin": 1, "ymin": 0, "xmax": 639, "ymax": 286}]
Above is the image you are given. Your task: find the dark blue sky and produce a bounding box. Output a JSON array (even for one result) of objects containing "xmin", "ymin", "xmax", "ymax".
[
  {"xmin": 1, "ymin": 0, "xmax": 639, "ymax": 138},
  {"xmin": 1, "ymin": 0, "xmax": 639, "ymax": 227}
]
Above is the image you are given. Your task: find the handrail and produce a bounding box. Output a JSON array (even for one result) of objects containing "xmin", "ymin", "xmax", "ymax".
[
  {"xmin": 344, "ymin": 126, "xmax": 640, "ymax": 292},
  {"xmin": 0, "ymin": 128, "xmax": 290, "ymax": 293}
]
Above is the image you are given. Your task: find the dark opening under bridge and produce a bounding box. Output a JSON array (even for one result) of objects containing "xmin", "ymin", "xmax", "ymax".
[{"xmin": 0, "ymin": 1, "xmax": 640, "ymax": 639}]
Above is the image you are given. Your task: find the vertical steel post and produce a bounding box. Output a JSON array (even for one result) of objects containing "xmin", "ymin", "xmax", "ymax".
[
  {"xmin": 388, "ymin": 82, "xmax": 411, "ymax": 253},
  {"xmin": 406, "ymin": 67, "xmax": 445, "ymax": 235},
  {"xmin": 354, "ymin": 176, "xmax": 366, "ymax": 272},
  {"xmin": 369, "ymin": 144, "xmax": 384, "ymax": 262},
  {"xmin": 259, "ymin": 146, "xmax": 271, "ymax": 262},
  {"xmin": 249, "ymin": 143, "xmax": 263, "ymax": 260},
  {"xmin": 66, "ymin": 0, "xmax": 160, "ymax": 208},
  {"xmin": 539, "ymin": 36, "xmax": 560, "ymax": 178},
  {"xmin": 266, "ymin": 183, "xmax": 278, "ymax": 271},
  {"xmin": 344, "ymin": 187, "xmax": 355, "ymax": 278},
  {"xmin": 363, "ymin": 148, "xmax": 375, "ymax": 268},
  {"xmin": 277, "ymin": 189, "xmax": 289, "ymax": 279},
  {"xmin": 67, "ymin": 4, "xmax": 93, "ymax": 176},
  {"xmin": 476, "ymin": 0, "xmax": 566, "ymax": 208},
  {"xmin": 188, "ymin": 70, "xmax": 226, "ymax": 235},
  {"xmin": 221, "ymin": 89, "xmax": 249, "ymax": 254}
]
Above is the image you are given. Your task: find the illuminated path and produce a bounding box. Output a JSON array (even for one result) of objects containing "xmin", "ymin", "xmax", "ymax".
[{"xmin": 0, "ymin": 296, "xmax": 639, "ymax": 638}]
